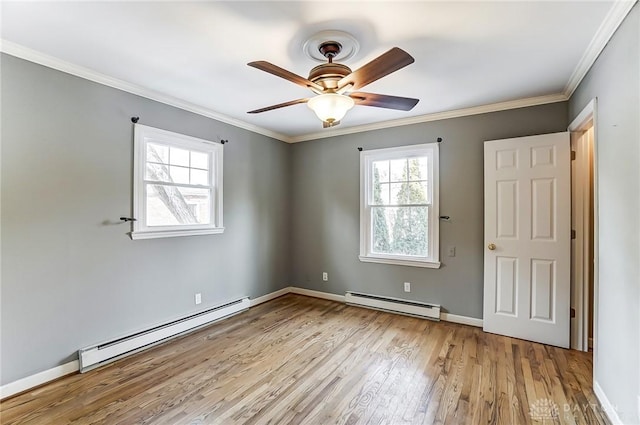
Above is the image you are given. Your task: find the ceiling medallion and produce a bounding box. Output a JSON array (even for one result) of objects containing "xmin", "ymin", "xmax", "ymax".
[{"xmin": 302, "ymin": 30, "xmax": 360, "ymax": 63}]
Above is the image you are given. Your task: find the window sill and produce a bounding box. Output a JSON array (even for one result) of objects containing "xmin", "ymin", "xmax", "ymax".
[
  {"xmin": 130, "ymin": 227, "xmax": 225, "ymax": 240},
  {"xmin": 359, "ymin": 255, "xmax": 441, "ymax": 269}
]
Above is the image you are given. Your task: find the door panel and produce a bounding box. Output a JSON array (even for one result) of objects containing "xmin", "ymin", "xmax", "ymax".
[
  {"xmin": 496, "ymin": 257, "xmax": 518, "ymax": 315},
  {"xmin": 530, "ymin": 259, "xmax": 555, "ymax": 321},
  {"xmin": 484, "ymin": 132, "xmax": 570, "ymax": 348},
  {"xmin": 531, "ymin": 178, "xmax": 555, "ymax": 240},
  {"xmin": 531, "ymin": 144, "xmax": 556, "ymax": 167},
  {"xmin": 497, "ymin": 181, "xmax": 518, "ymax": 238}
]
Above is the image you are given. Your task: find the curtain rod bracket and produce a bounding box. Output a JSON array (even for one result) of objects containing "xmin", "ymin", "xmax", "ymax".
[
  {"xmin": 357, "ymin": 147, "xmax": 363, "ymax": 151},
  {"xmin": 131, "ymin": 117, "xmax": 140, "ymax": 123},
  {"xmin": 437, "ymin": 137, "xmax": 442, "ymax": 143},
  {"xmin": 220, "ymin": 139, "xmax": 229, "ymax": 145}
]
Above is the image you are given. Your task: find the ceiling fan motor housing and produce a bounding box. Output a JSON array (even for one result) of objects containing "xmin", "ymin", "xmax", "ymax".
[
  {"xmin": 308, "ymin": 63, "xmax": 352, "ymax": 90},
  {"xmin": 305, "ymin": 41, "xmax": 352, "ymax": 91}
]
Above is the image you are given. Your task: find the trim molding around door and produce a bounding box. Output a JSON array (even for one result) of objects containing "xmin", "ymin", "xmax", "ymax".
[{"xmin": 568, "ymin": 98, "xmax": 598, "ymax": 353}]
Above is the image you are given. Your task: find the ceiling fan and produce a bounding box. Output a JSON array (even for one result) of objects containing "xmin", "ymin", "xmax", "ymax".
[{"xmin": 247, "ymin": 41, "xmax": 419, "ymax": 128}]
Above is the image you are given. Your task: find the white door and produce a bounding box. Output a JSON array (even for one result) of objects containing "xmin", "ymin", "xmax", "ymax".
[{"xmin": 483, "ymin": 132, "xmax": 571, "ymax": 348}]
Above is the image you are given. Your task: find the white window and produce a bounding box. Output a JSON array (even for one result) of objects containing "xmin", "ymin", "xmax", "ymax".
[
  {"xmin": 359, "ymin": 143, "xmax": 440, "ymax": 268},
  {"xmin": 131, "ymin": 124, "xmax": 223, "ymax": 240}
]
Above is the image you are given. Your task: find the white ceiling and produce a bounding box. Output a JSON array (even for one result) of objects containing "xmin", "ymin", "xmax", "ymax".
[{"xmin": 0, "ymin": 1, "xmax": 627, "ymax": 142}]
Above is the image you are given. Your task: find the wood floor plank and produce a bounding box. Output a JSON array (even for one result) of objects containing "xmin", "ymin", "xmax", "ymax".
[{"xmin": 0, "ymin": 295, "xmax": 610, "ymax": 425}]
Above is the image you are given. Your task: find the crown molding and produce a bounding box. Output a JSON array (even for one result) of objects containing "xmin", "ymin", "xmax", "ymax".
[
  {"xmin": 290, "ymin": 93, "xmax": 568, "ymax": 143},
  {"xmin": 0, "ymin": 40, "xmax": 292, "ymax": 143},
  {"xmin": 564, "ymin": 0, "xmax": 637, "ymax": 98}
]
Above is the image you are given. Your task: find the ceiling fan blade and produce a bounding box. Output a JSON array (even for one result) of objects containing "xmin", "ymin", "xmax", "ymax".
[
  {"xmin": 248, "ymin": 61, "xmax": 323, "ymax": 92},
  {"xmin": 349, "ymin": 92, "xmax": 419, "ymax": 111},
  {"xmin": 247, "ymin": 98, "xmax": 309, "ymax": 114},
  {"xmin": 338, "ymin": 48, "xmax": 415, "ymax": 91}
]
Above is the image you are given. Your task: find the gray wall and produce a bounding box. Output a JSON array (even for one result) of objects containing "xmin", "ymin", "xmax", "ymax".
[
  {"xmin": 569, "ymin": 5, "xmax": 639, "ymax": 423},
  {"xmin": 291, "ymin": 103, "xmax": 568, "ymax": 319},
  {"xmin": 1, "ymin": 55, "xmax": 292, "ymax": 385}
]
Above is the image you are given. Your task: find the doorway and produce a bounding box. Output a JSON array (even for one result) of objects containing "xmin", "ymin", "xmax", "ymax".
[{"xmin": 569, "ymin": 99, "xmax": 597, "ymax": 353}]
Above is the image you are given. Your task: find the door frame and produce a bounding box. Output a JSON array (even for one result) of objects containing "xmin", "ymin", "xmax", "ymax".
[{"xmin": 568, "ymin": 98, "xmax": 598, "ymax": 354}]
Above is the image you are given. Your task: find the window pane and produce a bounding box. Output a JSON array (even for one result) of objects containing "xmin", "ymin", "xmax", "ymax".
[
  {"xmin": 391, "ymin": 206, "xmax": 429, "ymax": 256},
  {"xmin": 409, "ymin": 157, "xmax": 429, "ymax": 181},
  {"xmin": 372, "ymin": 175, "xmax": 390, "ymax": 205},
  {"xmin": 170, "ymin": 147, "xmax": 189, "ymax": 167},
  {"xmin": 372, "ymin": 206, "xmax": 428, "ymax": 257},
  {"xmin": 169, "ymin": 165, "xmax": 189, "ymax": 184},
  {"xmin": 408, "ymin": 181, "xmax": 429, "ymax": 204},
  {"xmin": 191, "ymin": 168, "xmax": 209, "ymax": 186},
  {"xmin": 145, "ymin": 162, "xmax": 170, "ymax": 182},
  {"xmin": 191, "ymin": 151, "xmax": 209, "ymax": 170},
  {"xmin": 390, "ymin": 159, "xmax": 407, "ymax": 182},
  {"xmin": 372, "ymin": 206, "xmax": 392, "ymax": 254},
  {"xmin": 390, "ymin": 182, "xmax": 408, "ymax": 204},
  {"xmin": 147, "ymin": 143, "xmax": 169, "ymax": 164},
  {"xmin": 373, "ymin": 160, "xmax": 389, "ymax": 183},
  {"xmin": 146, "ymin": 184, "xmax": 211, "ymax": 226}
]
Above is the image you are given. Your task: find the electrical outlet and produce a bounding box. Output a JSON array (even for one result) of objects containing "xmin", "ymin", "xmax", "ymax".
[
  {"xmin": 322, "ymin": 272, "xmax": 328, "ymax": 281},
  {"xmin": 404, "ymin": 282, "xmax": 411, "ymax": 292},
  {"xmin": 448, "ymin": 246, "xmax": 456, "ymax": 257},
  {"xmin": 195, "ymin": 293, "xmax": 202, "ymax": 305}
]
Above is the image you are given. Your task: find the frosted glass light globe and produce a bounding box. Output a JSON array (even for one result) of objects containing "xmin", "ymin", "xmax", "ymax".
[{"xmin": 307, "ymin": 94, "xmax": 355, "ymax": 123}]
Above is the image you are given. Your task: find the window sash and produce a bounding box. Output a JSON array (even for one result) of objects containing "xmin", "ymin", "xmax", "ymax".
[
  {"xmin": 143, "ymin": 183, "xmax": 213, "ymax": 228},
  {"xmin": 142, "ymin": 179, "xmax": 214, "ymax": 190},
  {"xmin": 144, "ymin": 142, "xmax": 214, "ymax": 186},
  {"xmin": 368, "ymin": 202, "xmax": 432, "ymax": 208}
]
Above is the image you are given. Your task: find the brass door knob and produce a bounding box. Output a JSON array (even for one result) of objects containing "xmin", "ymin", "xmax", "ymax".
[{"xmin": 488, "ymin": 243, "xmax": 496, "ymax": 250}]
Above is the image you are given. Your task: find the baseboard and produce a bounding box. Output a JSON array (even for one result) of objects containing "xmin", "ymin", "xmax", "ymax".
[
  {"xmin": 289, "ymin": 287, "xmax": 346, "ymax": 303},
  {"xmin": 250, "ymin": 287, "xmax": 291, "ymax": 307},
  {"xmin": 594, "ymin": 380, "xmax": 623, "ymax": 425},
  {"xmin": 440, "ymin": 312, "xmax": 483, "ymax": 328},
  {"xmin": 0, "ymin": 360, "xmax": 79, "ymax": 400}
]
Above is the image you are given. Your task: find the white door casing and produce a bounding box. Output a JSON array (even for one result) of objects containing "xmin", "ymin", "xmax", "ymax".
[
  {"xmin": 483, "ymin": 132, "xmax": 571, "ymax": 348},
  {"xmin": 570, "ymin": 127, "xmax": 593, "ymax": 351}
]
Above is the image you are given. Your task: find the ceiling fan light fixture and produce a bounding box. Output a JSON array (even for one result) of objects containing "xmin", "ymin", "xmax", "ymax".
[{"xmin": 307, "ymin": 93, "xmax": 355, "ymax": 124}]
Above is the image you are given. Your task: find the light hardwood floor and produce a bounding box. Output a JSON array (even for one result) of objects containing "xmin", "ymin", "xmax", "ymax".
[{"xmin": 1, "ymin": 294, "xmax": 610, "ymax": 424}]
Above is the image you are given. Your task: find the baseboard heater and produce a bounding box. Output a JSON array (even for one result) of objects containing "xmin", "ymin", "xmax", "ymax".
[
  {"xmin": 78, "ymin": 297, "xmax": 250, "ymax": 372},
  {"xmin": 345, "ymin": 292, "xmax": 440, "ymax": 321}
]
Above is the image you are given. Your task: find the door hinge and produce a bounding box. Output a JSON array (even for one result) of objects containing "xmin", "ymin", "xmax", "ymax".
[
  {"xmin": 571, "ymin": 308, "xmax": 576, "ymax": 318},
  {"xmin": 571, "ymin": 151, "xmax": 576, "ymax": 160},
  {"xmin": 571, "ymin": 229, "xmax": 576, "ymax": 239}
]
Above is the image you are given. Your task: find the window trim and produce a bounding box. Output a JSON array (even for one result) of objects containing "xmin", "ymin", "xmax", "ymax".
[
  {"xmin": 359, "ymin": 143, "xmax": 440, "ymax": 268},
  {"xmin": 131, "ymin": 124, "xmax": 224, "ymax": 240}
]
